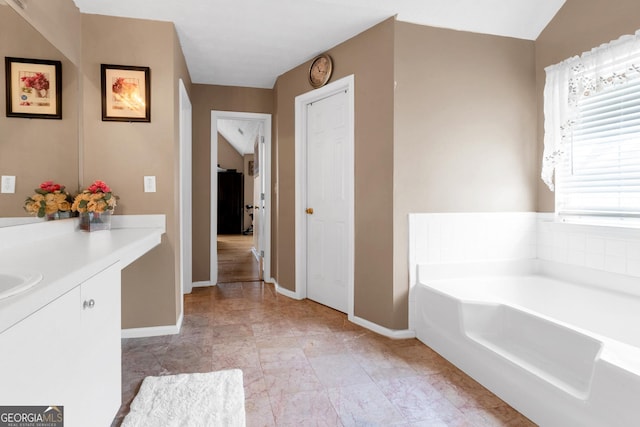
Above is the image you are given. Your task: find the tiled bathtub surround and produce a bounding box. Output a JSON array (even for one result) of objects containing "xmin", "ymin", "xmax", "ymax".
[
  {"xmin": 409, "ymin": 213, "xmax": 538, "ymax": 286},
  {"xmin": 409, "ymin": 212, "xmax": 640, "ymax": 283},
  {"xmin": 537, "ymin": 214, "xmax": 640, "ymax": 278}
]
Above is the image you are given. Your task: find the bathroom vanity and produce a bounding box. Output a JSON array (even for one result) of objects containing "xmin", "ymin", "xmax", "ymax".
[{"xmin": 0, "ymin": 216, "xmax": 165, "ymax": 426}]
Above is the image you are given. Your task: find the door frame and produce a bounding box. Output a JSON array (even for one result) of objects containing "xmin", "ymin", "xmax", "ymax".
[
  {"xmin": 294, "ymin": 74, "xmax": 355, "ymax": 318},
  {"xmin": 210, "ymin": 111, "xmax": 272, "ymax": 284},
  {"xmin": 179, "ymin": 79, "xmax": 193, "ymax": 300}
]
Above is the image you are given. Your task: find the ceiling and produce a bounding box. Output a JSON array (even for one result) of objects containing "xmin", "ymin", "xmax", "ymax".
[
  {"xmin": 72, "ymin": 0, "xmax": 566, "ymax": 89},
  {"xmin": 218, "ymin": 119, "xmax": 260, "ymax": 156}
]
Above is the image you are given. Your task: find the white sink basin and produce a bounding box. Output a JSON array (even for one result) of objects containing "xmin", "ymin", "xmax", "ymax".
[{"xmin": 0, "ymin": 272, "xmax": 43, "ymax": 300}]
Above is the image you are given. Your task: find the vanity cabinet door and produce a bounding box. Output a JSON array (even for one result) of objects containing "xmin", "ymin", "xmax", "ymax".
[
  {"xmin": 0, "ymin": 287, "xmax": 82, "ymax": 415},
  {"xmin": 0, "ymin": 263, "xmax": 122, "ymax": 427},
  {"xmin": 79, "ymin": 262, "xmax": 122, "ymax": 426}
]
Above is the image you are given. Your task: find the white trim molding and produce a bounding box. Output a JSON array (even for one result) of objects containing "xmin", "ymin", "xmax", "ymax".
[
  {"xmin": 350, "ymin": 315, "xmax": 416, "ymax": 339},
  {"xmin": 192, "ymin": 281, "xmax": 216, "ymax": 288},
  {"xmin": 121, "ymin": 311, "xmax": 183, "ymax": 339},
  {"xmin": 210, "ymin": 111, "xmax": 272, "ymax": 285},
  {"xmin": 273, "ymin": 281, "xmax": 303, "ymax": 300}
]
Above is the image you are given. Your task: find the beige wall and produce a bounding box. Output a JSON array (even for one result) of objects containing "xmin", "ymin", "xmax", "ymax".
[
  {"xmin": 393, "ymin": 23, "xmax": 537, "ymax": 328},
  {"xmin": 273, "ymin": 18, "xmax": 396, "ymax": 326},
  {"xmin": 1, "ymin": 1, "xmax": 190, "ymax": 331},
  {"xmin": 274, "ymin": 18, "xmax": 537, "ymax": 330},
  {"xmin": 0, "ymin": 5, "xmax": 79, "ymax": 217},
  {"xmin": 191, "ymin": 85, "xmax": 273, "ymax": 281},
  {"xmin": 535, "ymin": 0, "xmax": 640, "ymax": 212},
  {"xmin": 218, "ymin": 134, "xmax": 244, "ymax": 170},
  {"xmin": 6, "ymin": 0, "xmax": 81, "ymax": 66},
  {"xmin": 82, "ymin": 14, "xmax": 190, "ymax": 328}
]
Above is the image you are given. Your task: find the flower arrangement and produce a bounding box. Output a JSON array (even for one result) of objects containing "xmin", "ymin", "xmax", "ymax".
[
  {"xmin": 111, "ymin": 77, "xmax": 143, "ymax": 111},
  {"xmin": 24, "ymin": 181, "xmax": 72, "ymax": 217},
  {"xmin": 72, "ymin": 180, "xmax": 117, "ymax": 214},
  {"xmin": 20, "ymin": 72, "xmax": 50, "ymax": 98}
]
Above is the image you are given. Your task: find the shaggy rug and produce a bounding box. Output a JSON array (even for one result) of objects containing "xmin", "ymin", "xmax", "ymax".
[{"xmin": 121, "ymin": 370, "xmax": 245, "ymax": 427}]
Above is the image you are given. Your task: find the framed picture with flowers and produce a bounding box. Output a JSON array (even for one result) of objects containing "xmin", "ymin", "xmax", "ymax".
[
  {"xmin": 101, "ymin": 64, "xmax": 150, "ymax": 122},
  {"xmin": 5, "ymin": 57, "xmax": 62, "ymax": 119}
]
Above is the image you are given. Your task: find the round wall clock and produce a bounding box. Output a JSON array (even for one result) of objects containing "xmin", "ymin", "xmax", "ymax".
[{"xmin": 308, "ymin": 54, "xmax": 333, "ymax": 88}]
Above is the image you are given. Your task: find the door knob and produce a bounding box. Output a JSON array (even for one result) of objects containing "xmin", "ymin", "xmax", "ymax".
[{"xmin": 306, "ymin": 208, "xmax": 314, "ymax": 214}]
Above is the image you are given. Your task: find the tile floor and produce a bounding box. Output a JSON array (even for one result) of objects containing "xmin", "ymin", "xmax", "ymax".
[{"xmin": 112, "ymin": 281, "xmax": 536, "ymax": 426}]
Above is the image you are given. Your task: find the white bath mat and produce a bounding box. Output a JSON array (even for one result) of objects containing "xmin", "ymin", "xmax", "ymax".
[{"xmin": 122, "ymin": 370, "xmax": 246, "ymax": 427}]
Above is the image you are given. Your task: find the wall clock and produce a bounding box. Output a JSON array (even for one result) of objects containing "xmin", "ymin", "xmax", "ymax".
[{"xmin": 308, "ymin": 54, "xmax": 333, "ymax": 88}]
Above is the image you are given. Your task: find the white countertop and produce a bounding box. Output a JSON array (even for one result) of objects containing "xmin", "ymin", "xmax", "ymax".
[{"xmin": 0, "ymin": 215, "xmax": 165, "ymax": 334}]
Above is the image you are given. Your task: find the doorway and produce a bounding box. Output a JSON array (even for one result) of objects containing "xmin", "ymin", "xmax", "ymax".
[
  {"xmin": 210, "ymin": 111, "xmax": 272, "ymax": 285},
  {"xmin": 295, "ymin": 75, "xmax": 355, "ymax": 316}
]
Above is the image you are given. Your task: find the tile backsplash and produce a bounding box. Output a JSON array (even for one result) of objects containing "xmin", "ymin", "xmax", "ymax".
[
  {"xmin": 537, "ymin": 214, "xmax": 640, "ymax": 278},
  {"xmin": 409, "ymin": 212, "xmax": 640, "ymax": 286},
  {"xmin": 409, "ymin": 213, "xmax": 538, "ymax": 286}
]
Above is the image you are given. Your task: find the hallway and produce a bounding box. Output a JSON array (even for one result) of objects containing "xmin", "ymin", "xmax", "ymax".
[{"xmin": 217, "ymin": 234, "xmax": 261, "ymax": 283}]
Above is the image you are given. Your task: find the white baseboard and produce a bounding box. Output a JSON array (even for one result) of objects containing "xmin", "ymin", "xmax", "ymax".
[
  {"xmin": 272, "ymin": 280, "xmax": 303, "ymax": 300},
  {"xmin": 349, "ymin": 315, "xmax": 416, "ymax": 339},
  {"xmin": 192, "ymin": 280, "xmax": 216, "ymax": 288},
  {"xmin": 121, "ymin": 311, "xmax": 183, "ymax": 339}
]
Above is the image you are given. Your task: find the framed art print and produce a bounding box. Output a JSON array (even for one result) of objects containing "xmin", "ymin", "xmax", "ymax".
[
  {"xmin": 101, "ymin": 64, "xmax": 150, "ymax": 122},
  {"xmin": 5, "ymin": 57, "xmax": 62, "ymax": 119}
]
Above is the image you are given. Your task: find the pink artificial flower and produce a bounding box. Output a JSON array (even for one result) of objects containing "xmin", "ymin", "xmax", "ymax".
[
  {"xmin": 21, "ymin": 73, "xmax": 49, "ymax": 91},
  {"xmin": 112, "ymin": 77, "xmax": 124, "ymax": 94},
  {"xmin": 39, "ymin": 181, "xmax": 61, "ymax": 193},
  {"xmin": 88, "ymin": 180, "xmax": 111, "ymax": 193}
]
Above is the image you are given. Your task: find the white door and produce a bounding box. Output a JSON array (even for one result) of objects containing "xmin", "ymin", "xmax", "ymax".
[
  {"xmin": 253, "ymin": 125, "xmax": 265, "ymax": 278},
  {"xmin": 306, "ymin": 90, "xmax": 349, "ymax": 312}
]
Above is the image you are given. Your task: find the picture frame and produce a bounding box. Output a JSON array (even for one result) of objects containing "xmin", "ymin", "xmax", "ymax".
[
  {"xmin": 101, "ymin": 64, "xmax": 150, "ymax": 122},
  {"xmin": 5, "ymin": 57, "xmax": 62, "ymax": 119}
]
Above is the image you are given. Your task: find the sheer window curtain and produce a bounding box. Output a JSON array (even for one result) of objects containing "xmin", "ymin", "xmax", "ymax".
[{"xmin": 541, "ymin": 29, "xmax": 640, "ymax": 191}]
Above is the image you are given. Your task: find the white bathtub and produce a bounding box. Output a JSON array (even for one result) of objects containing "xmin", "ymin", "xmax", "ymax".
[{"xmin": 413, "ymin": 260, "xmax": 640, "ymax": 427}]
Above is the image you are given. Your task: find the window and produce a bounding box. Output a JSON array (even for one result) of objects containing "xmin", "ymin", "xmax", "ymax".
[{"xmin": 543, "ymin": 30, "xmax": 640, "ymax": 225}]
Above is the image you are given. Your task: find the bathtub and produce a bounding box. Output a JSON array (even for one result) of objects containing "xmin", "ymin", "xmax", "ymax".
[{"xmin": 412, "ymin": 260, "xmax": 640, "ymax": 427}]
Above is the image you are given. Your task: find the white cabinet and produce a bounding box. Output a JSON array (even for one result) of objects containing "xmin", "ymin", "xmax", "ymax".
[
  {"xmin": 0, "ymin": 286, "xmax": 81, "ymax": 410},
  {"xmin": 79, "ymin": 262, "xmax": 122, "ymax": 425},
  {"xmin": 0, "ymin": 263, "xmax": 122, "ymax": 427}
]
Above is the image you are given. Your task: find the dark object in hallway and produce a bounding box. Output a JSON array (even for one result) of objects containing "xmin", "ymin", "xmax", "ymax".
[{"xmin": 218, "ymin": 171, "xmax": 243, "ymax": 234}]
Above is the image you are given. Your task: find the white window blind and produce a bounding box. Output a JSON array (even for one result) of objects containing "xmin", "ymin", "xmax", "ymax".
[
  {"xmin": 543, "ymin": 29, "xmax": 640, "ymax": 224},
  {"xmin": 557, "ymin": 74, "xmax": 640, "ymax": 219}
]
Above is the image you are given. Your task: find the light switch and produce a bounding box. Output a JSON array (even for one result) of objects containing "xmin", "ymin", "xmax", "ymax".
[
  {"xmin": 1, "ymin": 176, "xmax": 16, "ymax": 193},
  {"xmin": 144, "ymin": 176, "xmax": 156, "ymax": 193}
]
